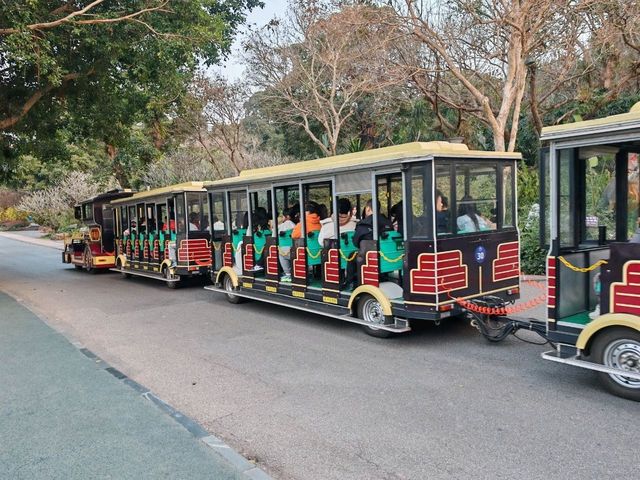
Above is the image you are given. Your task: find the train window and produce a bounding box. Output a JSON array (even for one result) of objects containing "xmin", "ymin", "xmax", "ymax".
[
  {"xmin": 580, "ymin": 147, "xmax": 618, "ymax": 243},
  {"xmin": 303, "ymin": 181, "xmax": 332, "ymax": 236},
  {"xmin": 275, "ymin": 185, "xmax": 300, "ymax": 226},
  {"xmin": 250, "ymin": 190, "xmax": 272, "ymax": 233},
  {"xmin": 74, "ymin": 206, "xmax": 82, "ymax": 220},
  {"xmin": 83, "ymin": 203, "xmax": 93, "ymax": 222},
  {"xmin": 210, "ymin": 192, "xmax": 227, "ymax": 240},
  {"xmin": 502, "ymin": 165, "xmax": 515, "ymax": 228},
  {"xmin": 186, "ymin": 192, "xmax": 208, "ymax": 232},
  {"xmin": 229, "ymin": 190, "xmax": 248, "ymax": 230},
  {"xmin": 176, "ymin": 195, "xmax": 186, "ymax": 234},
  {"xmin": 376, "ymin": 173, "xmax": 403, "ymax": 235},
  {"xmin": 455, "ymin": 164, "xmax": 497, "ymax": 234},
  {"xmin": 558, "ymin": 149, "xmax": 575, "ymax": 248},
  {"xmin": 145, "ymin": 204, "xmax": 156, "ymax": 233},
  {"xmin": 408, "ymin": 164, "xmax": 432, "ymax": 238},
  {"xmin": 157, "ymin": 203, "xmax": 168, "ymax": 233},
  {"xmin": 435, "ymin": 164, "xmax": 452, "ymax": 235},
  {"xmin": 167, "ymin": 198, "xmax": 176, "ymax": 234},
  {"xmin": 127, "ymin": 206, "xmax": 136, "ymax": 235}
]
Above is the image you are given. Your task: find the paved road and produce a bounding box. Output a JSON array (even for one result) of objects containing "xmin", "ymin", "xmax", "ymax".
[
  {"xmin": 0, "ymin": 291, "xmax": 249, "ymax": 480},
  {"xmin": 0, "ymin": 235, "xmax": 638, "ymax": 479}
]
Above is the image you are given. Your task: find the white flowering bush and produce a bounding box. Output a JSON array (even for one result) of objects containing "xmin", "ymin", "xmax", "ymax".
[{"xmin": 18, "ymin": 172, "xmax": 101, "ymax": 230}]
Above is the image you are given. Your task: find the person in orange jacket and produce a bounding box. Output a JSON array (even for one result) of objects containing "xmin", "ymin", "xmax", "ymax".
[{"xmin": 291, "ymin": 202, "xmax": 322, "ymax": 239}]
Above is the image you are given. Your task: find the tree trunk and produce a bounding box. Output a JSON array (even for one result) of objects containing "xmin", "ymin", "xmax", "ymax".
[{"xmin": 106, "ymin": 143, "xmax": 128, "ymax": 188}]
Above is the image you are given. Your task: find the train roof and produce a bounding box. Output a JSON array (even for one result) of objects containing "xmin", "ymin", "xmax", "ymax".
[
  {"xmin": 110, "ymin": 182, "xmax": 210, "ymax": 205},
  {"xmin": 540, "ymin": 102, "xmax": 640, "ymax": 141},
  {"xmin": 208, "ymin": 141, "xmax": 521, "ymax": 188},
  {"xmin": 78, "ymin": 189, "xmax": 135, "ymax": 205}
]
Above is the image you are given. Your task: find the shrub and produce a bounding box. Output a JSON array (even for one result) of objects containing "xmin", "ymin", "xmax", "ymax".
[
  {"xmin": 0, "ymin": 206, "xmax": 29, "ymax": 222},
  {"xmin": 17, "ymin": 172, "xmax": 101, "ymax": 231}
]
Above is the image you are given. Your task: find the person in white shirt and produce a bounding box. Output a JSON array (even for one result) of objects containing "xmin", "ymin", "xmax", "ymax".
[
  {"xmin": 318, "ymin": 198, "xmax": 358, "ymax": 245},
  {"xmin": 456, "ymin": 196, "xmax": 495, "ymax": 233},
  {"xmin": 277, "ymin": 208, "xmax": 297, "ymax": 281}
]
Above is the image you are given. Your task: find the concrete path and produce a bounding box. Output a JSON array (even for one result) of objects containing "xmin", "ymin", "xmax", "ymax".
[{"xmin": 0, "ymin": 292, "xmax": 269, "ymax": 480}]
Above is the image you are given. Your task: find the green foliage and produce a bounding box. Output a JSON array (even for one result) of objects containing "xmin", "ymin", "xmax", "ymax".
[
  {"xmin": 1, "ymin": 0, "xmax": 262, "ymax": 186},
  {"xmin": 517, "ymin": 165, "xmax": 545, "ymax": 274}
]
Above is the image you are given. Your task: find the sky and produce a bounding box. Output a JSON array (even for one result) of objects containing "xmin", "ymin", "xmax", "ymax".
[{"xmin": 213, "ymin": 0, "xmax": 289, "ymax": 80}]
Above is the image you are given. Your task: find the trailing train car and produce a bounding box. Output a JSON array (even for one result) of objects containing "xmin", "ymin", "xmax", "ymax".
[
  {"xmin": 204, "ymin": 141, "xmax": 521, "ymax": 337},
  {"xmin": 110, "ymin": 182, "xmax": 212, "ymax": 288},
  {"xmin": 538, "ymin": 102, "xmax": 640, "ymax": 400},
  {"xmin": 62, "ymin": 189, "xmax": 134, "ymax": 272}
]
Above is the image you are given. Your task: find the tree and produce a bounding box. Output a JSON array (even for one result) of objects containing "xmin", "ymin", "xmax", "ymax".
[
  {"xmin": 245, "ymin": 1, "xmax": 400, "ymax": 156},
  {"xmin": 395, "ymin": 0, "xmax": 579, "ymax": 152},
  {"xmin": 1, "ymin": 0, "xmax": 262, "ymax": 184}
]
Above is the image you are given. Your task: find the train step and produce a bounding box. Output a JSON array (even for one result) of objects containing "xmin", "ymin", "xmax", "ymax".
[{"xmin": 204, "ymin": 285, "xmax": 411, "ymax": 333}]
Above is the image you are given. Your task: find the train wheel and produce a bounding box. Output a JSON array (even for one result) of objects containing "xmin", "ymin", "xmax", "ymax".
[
  {"xmin": 592, "ymin": 327, "xmax": 640, "ymax": 402},
  {"xmin": 357, "ymin": 294, "xmax": 393, "ymax": 338},
  {"xmin": 164, "ymin": 267, "xmax": 179, "ymax": 289},
  {"xmin": 117, "ymin": 258, "xmax": 131, "ymax": 278},
  {"xmin": 223, "ymin": 274, "xmax": 242, "ymax": 304},
  {"xmin": 83, "ymin": 247, "xmax": 96, "ymax": 274}
]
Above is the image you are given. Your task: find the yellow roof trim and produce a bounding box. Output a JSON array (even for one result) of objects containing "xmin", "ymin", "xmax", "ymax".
[
  {"xmin": 111, "ymin": 181, "xmax": 210, "ymax": 204},
  {"xmin": 213, "ymin": 142, "xmax": 519, "ymax": 186},
  {"xmin": 541, "ymin": 102, "xmax": 640, "ymax": 137}
]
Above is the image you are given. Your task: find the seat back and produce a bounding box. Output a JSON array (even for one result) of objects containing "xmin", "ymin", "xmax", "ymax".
[
  {"xmin": 253, "ymin": 229, "xmax": 271, "ymax": 261},
  {"xmin": 306, "ymin": 230, "xmax": 322, "ymax": 266},
  {"xmin": 379, "ymin": 230, "xmax": 404, "ymax": 273},
  {"xmin": 278, "ymin": 229, "xmax": 293, "ymax": 248},
  {"xmin": 339, "ymin": 231, "xmax": 357, "ymax": 269}
]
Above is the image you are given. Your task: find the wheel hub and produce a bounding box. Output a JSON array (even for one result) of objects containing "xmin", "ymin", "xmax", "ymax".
[
  {"xmin": 605, "ymin": 340, "xmax": 640, "ymax": 388},
  {"xmin": 364, "ymin": 299, "xmax": 384, "ymax": 325}
]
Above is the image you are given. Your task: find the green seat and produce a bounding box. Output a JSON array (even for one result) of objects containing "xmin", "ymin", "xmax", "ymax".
[
  {"xmin": 278, "ymin": 229, "xmax": 293, "ymax": 248},
  {"xmin": 339, "ymin": 231, "xmax": 357, "ymax": 269},
  {"xmin": 159, "ymin": 232, "xmax": 165, "ymax": 252},
  {"xmin": 379, "ymin": 231, "xmax": 404, "ymax": 273},
  {"xmin": 306, "ymin": 230, "xmax": 322, "ymax": 266},
  {"xmin": 232, "ymin": 228, "xmax": 247, "ymax": 251},
  {"xmin": 253, "ymin": 229, "xmax": 271, "ymax": 261}
]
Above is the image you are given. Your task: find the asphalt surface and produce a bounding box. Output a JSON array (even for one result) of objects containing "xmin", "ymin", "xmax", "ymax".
[
  {"xmin": 0, "ymin": 291, "xmax": 251, "ymax": 480},
  {"xmin": 0, "ymin": 234, "xmax": 638, "ymax": 479}
]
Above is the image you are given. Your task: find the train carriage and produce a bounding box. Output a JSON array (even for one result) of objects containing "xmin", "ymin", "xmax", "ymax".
[
  {"xmin": 538, "ymin": 102, "xmax": 640, "ymax": 400},
  {"xmin": 205, "ymin": 141, "xmax": 521, "ymax": 337},
  {"xmin": 62, "ymin": 189, "xmax": 134, "ymax": 271},
  {"xmin": 111, "ymin": 182, "xmax": 212, "ymax": 288}
]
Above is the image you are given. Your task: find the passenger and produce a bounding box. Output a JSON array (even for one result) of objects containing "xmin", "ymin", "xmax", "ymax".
[
  {"xmin": 188, "ymin": 212, "xmax": 200, "ymax": 231},
  {"xmin": 318, "ymin": 203, "xmax": 329, "ymax": 221},
  {"xmin": 353, "ymin": 200, "xmax": 393, "ymax": 248},
  {"xmin": 436, "ymin": 190, "xmax": 450, "ymax": 234},
  {"xmin": 161, "ymin": 216, "xmax": 175, "ymax": 232},
  {"xmin": 213, "ymin": 215, "xmax": 225, "ymax": 232},
  {"xmin": 318, "ymin": 198, "xmax": 357, "ymax": 245},
  {"xmin": 390, "ymin": 201, "xmax": 403, "ymax": 233},
  {"xmin": 456, "ymin": 196, "xmax": 494, "ymax": 233},
  {"xmin": 291, "ymin": 202, "xmax": 321, "ymax": 239},
  {"xmin": 124, "ymin": 219, "xmax": 137, "ymax": 236},
  {"xmin": 278, "ymin": 208, "xmax": 296, "ymax": 282}
]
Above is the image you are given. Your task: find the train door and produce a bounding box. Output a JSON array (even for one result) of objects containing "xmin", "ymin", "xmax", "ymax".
[
  {"xmin": 243, "ymin": 187, "xmax": 273, "ymax": 284},
  {"xmin": 209, "ymin": 190, "xmax": 228, "ymax": 272},
  {"xmin": 272, "ymin": 184, "xmax": 300, "ymax": 286},
  {"xmin": 373, "ymin": 171, "xmax": 404, "ymax": 293},
  {"xmin": 546, "ymin": 145, "xmax": 640, "ymax": 341}
]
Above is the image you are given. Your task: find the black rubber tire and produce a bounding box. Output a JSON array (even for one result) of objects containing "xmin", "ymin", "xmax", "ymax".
[
  {"xmin": 223, "ymin": 274, "xmax": 242, "ymax": 304},
  {"xmin": 357, "ymin": 294, "xmax": 393, "ymax": 338},
  {"xmin": 591, "ymin": 327, "xmax": 640, "ymax": 402},
  {"xmin": 164, "ymin": 267, "xmax": 179, "ymax": 289},
  {"xmin": 117, "ymin": 259, "xmax": 131, "ymax": 278},
  {"xmin": 84, "ymin": 247, "xmax": 96, "ymax": 274}
]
